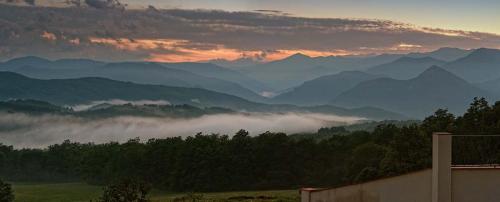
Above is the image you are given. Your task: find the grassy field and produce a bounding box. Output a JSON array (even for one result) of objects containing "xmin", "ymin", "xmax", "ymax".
[{"xmin": 11, "ymin": 182, "xmax": 299, "ymax": 202}]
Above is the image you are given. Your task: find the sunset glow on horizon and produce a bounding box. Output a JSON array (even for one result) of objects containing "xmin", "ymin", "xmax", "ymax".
[
  {"xmin": 89, "ymin": 37, "xmax": 360, "ymax": 63},
  {"xmin": 1, "ymin": 1, "xmax": 499, "ymax": 62}
]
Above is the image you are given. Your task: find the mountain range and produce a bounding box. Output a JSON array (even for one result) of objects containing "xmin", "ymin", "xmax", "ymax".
[
  {"xmin": 271, "ymin": 71, "xmax": 379, "ymax": 105},
  {"xmin": 161, "ymin": 62, "xmax": 272, "ymax": 93},
  {"xmin": 0, "ymin": 71, "xmax": 258, "ymax": 109},
  {"xmin": 233, "ymin": 47, "xmax": 473, "ymax": 91},
  {"xmin": 0, "ymin": 57, "xmax": 268, "ymax": 102},
  {"xmin": 0, "ymin": 99, "xmax": 234, "ymax": 119},
  {"xmin": 444, "ymin": 48, "xmax": 500, "ymax": 83},
  {"xmin": 366, "ymin": 57, "xmax": 446, "ymax": 79},
  {"xmin": 405, "ymin": 47, "xmax": 473, "ymax": 62},
  {"xmin": 0, "ymin": 71, "xmax": 405, "ymax": 120},
  {"xmin": 1, "ymin": 47, "xmax": 499, "ymax": 119},
  {"xmin": 332, "ymin": 66, "xmax": 492, "ymax": 118},
  {"xmin": 265, "ymin": 48, "xmax": 499, "ymax": 114},
  {"xmin": 236, "ymin": 53, "xmax": 399, "ymax": 91}
]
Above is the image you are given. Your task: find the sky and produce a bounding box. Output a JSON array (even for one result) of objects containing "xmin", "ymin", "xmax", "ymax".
[
  {"xmin": 0, "ymin": 0, "xmax": 500, "ymax": 62},
  {"xmin": 123, "ymin": 0, "xmax": 500, "ymax": 34}
]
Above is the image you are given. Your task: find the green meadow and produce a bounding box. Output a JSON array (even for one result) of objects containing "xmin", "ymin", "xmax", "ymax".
[{"xmin": 11, "ymin": 182, "xmax": 299, "ymax": 202}]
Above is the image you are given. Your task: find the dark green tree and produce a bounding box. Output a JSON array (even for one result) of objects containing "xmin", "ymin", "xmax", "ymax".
[
  {"xmin": 349, "ymin": 143, "xmax": 387, "ymax": 181},
  {"xmin": 0, "ymin": 179, "xmax": 14, "ymax": 202},
  {"xmin": 421, "ymin": 109, "xmax": 455, "ymax": 134},
  {"xmin": 98, "ymin": 179, "xmax": 151, "ymax": 202}
]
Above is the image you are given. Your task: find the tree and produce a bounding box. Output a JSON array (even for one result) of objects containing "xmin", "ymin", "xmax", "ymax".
[
  {"xmin": 354, "ymin": 167, "xmax": 379, "ymax": 183},
  {"xmin": 421, "ymin": 109, "xmax": 455, "ymax": 134},
  {"xmin": 454, "ymin": 98, "xmax": 500, "ymax": 164},
  {"xmin": 98, "ymin": 179, "xmax": 151, "ymax": 202},
  {"xmin": 380, "ymin": 125, "xmax": 431, "ymax": 174},
  {"xmin": 349, "ymin": 143, "xmax": 387, "ymax": 181},
  {"xmin": 0, "ymin": 179, "xmax": 14, "ymax": 202}
]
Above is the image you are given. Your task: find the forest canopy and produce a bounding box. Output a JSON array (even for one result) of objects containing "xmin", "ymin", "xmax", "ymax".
[{"xmin": 1, "ymin": 98, "xmax": 500, "ymax": 191}]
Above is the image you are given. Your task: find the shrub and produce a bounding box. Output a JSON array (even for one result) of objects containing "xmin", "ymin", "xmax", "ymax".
[
  {"xmin": 0, "ymin": 179, "xmax": 14, "ymax": 202},
  {"xmin": 98, "ymin": 179, "xmax": 151, "ymax": 202}
]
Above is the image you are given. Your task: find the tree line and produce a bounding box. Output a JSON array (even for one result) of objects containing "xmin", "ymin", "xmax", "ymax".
[{"xmin": 1, "ymin": 98, "xmax": 500, "ymax": 192}]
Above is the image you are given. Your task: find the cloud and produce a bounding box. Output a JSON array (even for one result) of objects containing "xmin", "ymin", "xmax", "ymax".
[
  {"xmin": 253, "ymin": 9, "xmax": 290, "ymax": 16},
  {"xmin": 23, "ymin": 0, "xmax": 34, "ymax": 5},
  {"xmin": 0, "ymin": 4, "xmax": 499, "ymax": 61},
  {"xmin": 62, "ymin": 0, "xmax": 124, "ymax": 9},
  {"xmin": 68, "ymin": 38, "xmax": 80, "ymax": 45},
  {"xmin": 0, "ymin": 0, "xmax": 34, "ymax": 5},
  {"xmin": 70, "ymin": 99, "xmax": 171, "ymax": 111},
  {"xmin": 0, "ymin": 112, "xmax": 364, "ymax": 148},
  {"xmin": 41, "ymin": 31, "xmax": 56, "ymax": 41},
  {"xmin": 260, "ymin": 91, "xmax": 276, "ymax": 98},
  {"xmin": 65, "ymin": 0, "xmax": 82, "ymax": 7},
  {"xmin": 83, "ymin": 0, "xmax": 124, "ymax": 9}
]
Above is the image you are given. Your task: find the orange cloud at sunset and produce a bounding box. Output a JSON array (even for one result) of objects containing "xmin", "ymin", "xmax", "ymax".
[
  {"xmin": 89, "ymin": 37, "xmax": 354, "ymax": 63},
  {"xmin": 89, "ymin": 37, "xmax": 188, "ymax": 52},
  {"xmin": 148, "ymin": 49, "xmax": 353, "ymax": 63},
  {"xmin": 41, "ymin": 31, "xmax": 57, "ymax": 41}
]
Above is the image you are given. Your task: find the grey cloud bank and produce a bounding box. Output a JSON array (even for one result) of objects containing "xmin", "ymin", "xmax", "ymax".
[
  {"xmin": 0, "ymin": 3, "xmax": 499, "ymax": 61},
  {"xmin": 0, "ymin": 112, "xmax": 364, "ymax": 148}
]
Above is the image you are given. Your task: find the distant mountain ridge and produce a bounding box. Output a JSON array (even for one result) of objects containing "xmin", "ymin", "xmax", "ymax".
[
  {"xmin": 267, "ymin": 47, "xmax": 497, "ymax": 111},
  {"xmin": 267, "ymin": 48, "xmax": 474, "ymax": 107},
  {"xmin": 0, "ymin": 57, "xmax": 267, "ymax": 103},
  {"xmin": 3, "ymin": 47, "xmax": 497, "ymax": 120},
  {"xmin": 237, "ymin": 53, "xmax": 401, "ymax": 91},
  {"xmin": 271, "ymin": 71, "xmax": 379, "ymax": 105},
  {"xmin": 0, "ymin": 71, "xmax": 406, "ymax": 120},
  {"xmin": 161, "ymin": 62, "xmax": 273, "ymax": 93},
  {"xmin": 0, "ymin": 71, "xmax": 259, "ymax": 109},
  {"xmin": 406, "ymin": 47, "xmax": 473, "ymax": 62},
  {"xmin": 0, "ymin": 99, "xmax": 234, "ymax": 119},
  {"xmin": 234, "ymin": 47, "xmax": 472, "ymax": 91},
  {"xmin": 366, "ymin": 56, "xmax": 446, "ymax": 79},
  {"xmin": 332, "ymin": 66, "xmax": 492, "ymax": 118},
  {"xmin": 478, "ymin": 78, "xmax": 500, "ymax": 96},
  {"xmin": 444, "ymin": 48, "xmax": 500, "ymax": 83}
]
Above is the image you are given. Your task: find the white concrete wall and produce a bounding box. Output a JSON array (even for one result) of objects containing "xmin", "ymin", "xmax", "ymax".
[
  {"xmin": 302, "ymin": 168, "xmax": 500, "ymax": 202},
  {"xmin": 304, "ymin": 169, "xmax": 432, "ymax": 202},
  {"xmin": 452, "ymin": 168, "xmax": 500, "ymax": 202},
  {"xmin": 433, "ymin": 133, "xmax": 452, "ymax": 202}
]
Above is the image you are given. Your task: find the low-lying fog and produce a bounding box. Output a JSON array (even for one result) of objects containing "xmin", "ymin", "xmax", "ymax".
[
  {"xmin": 70, "ymin": 99, "xmax": 172, "ymax": 111},
  {"xmin": 0, "ymin": 112, "xmax": 364, "ymax": 148}
]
